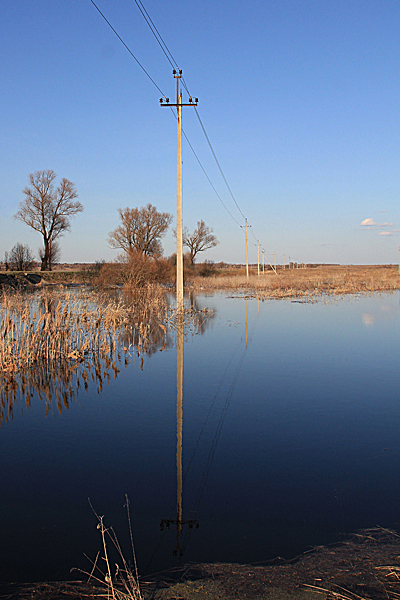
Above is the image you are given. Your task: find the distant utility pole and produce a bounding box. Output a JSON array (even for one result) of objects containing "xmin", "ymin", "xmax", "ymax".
[
  {"xmin": 274, "ymin": 252, "xmax": 276, "ymax": 272},
  {"xmin": 160, "ymin": 70, "xmax": 198, "ymax": 312},
  {"xmin": 262, "ymin": 249, "xmax": 265, "ymax": 274},
  {"xmin": 283, "ymin": 253, "xmax": 285, "ymax": 270},
  {"xmin": 243, "ymin": 219, "xmax": 249, "ymax": 279},
  {"xmin": 257, "ymin": 240, "xmax": 260, "ymax": 276},
  {"xmin": 399, "ymin": 247, "xmax": 400, "ymax": 274}
]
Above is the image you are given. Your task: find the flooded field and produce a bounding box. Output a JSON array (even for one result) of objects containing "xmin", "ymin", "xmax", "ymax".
[{"xmin": 1, "ymin": 290, "xmax": 400, "ymax": 583}]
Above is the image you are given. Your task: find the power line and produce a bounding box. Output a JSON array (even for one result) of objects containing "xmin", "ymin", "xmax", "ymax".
[
  {"xmin": 89, "ymin": 0, "xmax": 245, "ymax": 229},
  {"xmin": 166, "ymin": 105, "xmax": 242, "ymax": 227},
  {"xmin": 194, "ymin": 107, "xmax": 247, "ymax": 222},
  {"xmin": 132, "ymin": 0, "xmax": 179, "ymax": 71},
  {"xmin": 182, "ymin": 130, "xmax": 242, "ymax": 227},
  {"xmin": 89, "ymin": 0, "xmax": 165, "ymax": 95},
  {"xmin": 128, "ymin": 0, "xmax": 249, "ymax": 224}
]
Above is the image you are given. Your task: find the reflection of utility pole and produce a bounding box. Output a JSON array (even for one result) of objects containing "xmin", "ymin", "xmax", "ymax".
[
  {"xmin": 176, "ymin": 311, "xmax": 183, "ymax": 552},
  {"xmin": 160, "ymin": 313, "xmax": 198, "ymax": 555},
  {"xmin": 245, "ymin": 298, "xmax": 249, "ymax": 349},
  {"xmin": 257, "ymin": 240, "xmax": 260, "ymax": 277},
  {"xmin": 160, "ymin": 71, "xmax": 197, "ymax": 312}
]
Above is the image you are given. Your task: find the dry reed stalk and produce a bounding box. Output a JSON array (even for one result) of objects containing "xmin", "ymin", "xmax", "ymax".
[
  {"xmin": 0, "ymin": 286, "xmax": 212, "ymax": 424},
  {"xmin": 0, "ymin": 287, "xmax": 168, "ymax": 424},
  {"xmin": 74, "ymin": 498, "xmax": 143, "ymax": 600},
  {"xmin": 303, "ymin": 583, "xmax": 368, "ymax": 600}
]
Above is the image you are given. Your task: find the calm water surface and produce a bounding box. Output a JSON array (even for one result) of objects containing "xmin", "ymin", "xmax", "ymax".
[{"xmin": 1, "ymin": 291, "xmax": 400, "ymax": 582}]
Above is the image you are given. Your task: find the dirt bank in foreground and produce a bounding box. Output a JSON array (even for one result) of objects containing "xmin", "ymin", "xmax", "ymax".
[
  {"xmin": 0, "ymin": 272, "xmax": 42, "ymax": 288},
  {"xmin": 2, "ymin": 528, "xmax": 400, "ymax": 600}
]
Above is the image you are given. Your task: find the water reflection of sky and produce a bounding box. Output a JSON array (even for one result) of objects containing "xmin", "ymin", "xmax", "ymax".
[{"xmin": 1, "ymin": 292, "xmax": 400, "ymax": 583}]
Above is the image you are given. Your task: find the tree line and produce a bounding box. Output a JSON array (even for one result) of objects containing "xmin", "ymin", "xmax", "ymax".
[{"xmin": 3, "ymin": 169, "xmax": 218, "ymax": 272}]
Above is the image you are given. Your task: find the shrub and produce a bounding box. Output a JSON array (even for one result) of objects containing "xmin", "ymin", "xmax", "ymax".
[
  {"xmin": 8, "ymin": 243, "xmax": 35, "ymax": 271},
  {"xmin": 197, "ymin": 260, "xmax": 216, "ymax": 277}
]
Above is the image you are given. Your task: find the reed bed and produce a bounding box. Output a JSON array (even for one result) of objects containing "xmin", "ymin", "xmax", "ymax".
[
  {"xmin": 0, "ymin": 286, "xmax": 210, "ymax": 424},
  {"xmin": 192, "ymin": 265, "xmax": 400, "ymax": 299}
]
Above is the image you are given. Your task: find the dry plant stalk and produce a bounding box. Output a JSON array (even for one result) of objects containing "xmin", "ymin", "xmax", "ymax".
[
  {"xmin": 75, "ymin": 496, "xmax": 143, "ymax": 600},
  {"xmin": 0, "ymin": 287, "xmax": 212, "ymax": 424},
  {"xmin": 0, "ymin": 287, "xmax": 170, "ymax": 424}
]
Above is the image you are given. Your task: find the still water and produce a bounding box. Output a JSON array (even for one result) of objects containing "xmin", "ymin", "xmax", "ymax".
[{"xmin": 1, "ymin": 291, "xmax": 400, "ymax": 582}]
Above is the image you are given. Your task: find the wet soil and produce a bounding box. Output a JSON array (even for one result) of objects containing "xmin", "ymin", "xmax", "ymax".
[{"xmin": 3, "ymin": 528, "xmax": 400, "ymax": 600}]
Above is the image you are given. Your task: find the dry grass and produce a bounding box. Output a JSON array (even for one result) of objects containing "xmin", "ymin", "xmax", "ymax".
[
  {"xmin": 0, "ymin": 286, "xmax": 212, "ymax": 424},
  {"xmin": 0, "ymin": 287, "xmax": 167, "ymax": 424},
  {"xmin": 192, "ymin": 265, "xmax": 400, "ymax": 299},
  {"xmin": 74, "ymin": 497, "xmax": 143, "ymax": 600}
]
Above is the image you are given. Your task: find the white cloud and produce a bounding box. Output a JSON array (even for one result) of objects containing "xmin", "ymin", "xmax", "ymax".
[
  {"xmin": 379, "ymin": 231, "xmax": 392, "ymax": 236},
  {"xmin": 377, "ymin": 222, "xmax": 394, "ymax": 227},
  {"xmin": 360, "ymin": 218, "xmax": 376, "ymax": 226}
]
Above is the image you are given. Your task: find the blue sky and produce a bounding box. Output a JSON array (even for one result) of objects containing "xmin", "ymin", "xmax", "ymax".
[{"xmin": 1, "ymin": 0, "xmax": 400, "ymax": 265}]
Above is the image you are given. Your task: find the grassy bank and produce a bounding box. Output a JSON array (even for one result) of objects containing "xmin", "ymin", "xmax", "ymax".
[
  {"xmin": 191, "ymin": 265, "xmax": 400, "ymax": 298},
  {"xmin": 2, "ymin": 264, "xmax": 399, "ymax": 299}
]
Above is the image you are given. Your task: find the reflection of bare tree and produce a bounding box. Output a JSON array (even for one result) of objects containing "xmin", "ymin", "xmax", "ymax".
[
  {"xmin": 185, "ymin": 291, "xmax": 214, "ymax": 337},
  {"xmin": 0, "ymin": 288, "xmax": 213, "ymax": 424}
]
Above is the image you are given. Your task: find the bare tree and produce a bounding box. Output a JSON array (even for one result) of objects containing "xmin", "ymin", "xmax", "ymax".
[
  {"xmin": 8, "ymin": 243, "xmax": 35, "ymax": 271},
  {"xmin": 108, "ymin": 204, "xmax": 173, "ymax": 258},
  {"xmin": 39, "ymin": 240, "xmax": 61, "ymax": 271},
  {"xmin": 14, "ymin": 170, "xmax": 83, "ymax": 271},
  {"xmin": 182, "ymin": 220, "xmax": 219, "ymax": 265}
]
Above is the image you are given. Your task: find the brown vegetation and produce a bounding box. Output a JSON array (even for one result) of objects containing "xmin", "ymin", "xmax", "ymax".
[
  {"xmin": 191, "ymin": 265, "xmax": 400, "ymax": 299},
  {"xmin": 0, "ymin": 287, "xmax": 170, "ymax": 424}
]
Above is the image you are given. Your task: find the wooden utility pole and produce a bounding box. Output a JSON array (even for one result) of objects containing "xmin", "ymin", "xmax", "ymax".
[
  {"xmin": 257, "ymin": 240, "xmax": 260, "ymax": 276},
  {"xmin": 274, "ymin": 252, "xmax": 276, "ymax": 272},
  {"xmin": 244, "ymin": 219, "xmax": 249, "ymax": 279},
  {"xmin": 283, "ymin": 253, "xmax": 285, "ymax": 270},
  {"xmin": 262, "ymin": 249, "xmax": 265, "ymax": 274},
  {"xmin": 160, "ymin": 70, "xmax": 197, "ymax": 312}
]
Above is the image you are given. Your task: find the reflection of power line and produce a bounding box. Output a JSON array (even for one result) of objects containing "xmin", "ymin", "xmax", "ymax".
[
  {"xmin": 183, "ymin": 339, "xmax": 242, "ymax": 486},
  {"xmin": 157, "ymin": 301, "xmax": 254, "ymax": 564},
  {"xmin": 181, "ymin": 347, "xmax": 247, "ymax": 554}
]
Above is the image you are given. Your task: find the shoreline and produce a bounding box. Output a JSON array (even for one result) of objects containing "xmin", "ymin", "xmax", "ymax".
[
  {"xmin": 1, "ymin": 264, "xmax": 400, "ymax": 299},
  {"xmin": 1, "ymin": 528, "xmax": 399, "ymax": 599}
]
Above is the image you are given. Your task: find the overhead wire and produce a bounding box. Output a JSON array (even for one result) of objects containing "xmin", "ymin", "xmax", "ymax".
[
  {"xmin": 128, "ymin": 0, "xmax": 249, "ymax": 226},
  {"xmin": 132, "ymin": 0, "xmax": 179, "ymax": 70},
  {"xmin": 89, "ymin": 0, "xmax": 244, "ymax": 229},
  {"xmin": 89, "ymin": 0, "xmax": 165, "ymax": 96},
  {"xmin": 194, "ymin": 107, "xmax": 247, "ymax": 221}
]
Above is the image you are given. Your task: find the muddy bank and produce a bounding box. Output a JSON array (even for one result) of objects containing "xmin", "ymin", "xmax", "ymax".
[
  {"xmin": 0, "ymin": 272, "xmax": 42, "ymax": 289},
  {"xmin": 2, "ymin": 528, "xmax": 400, "ymax": 600}
]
